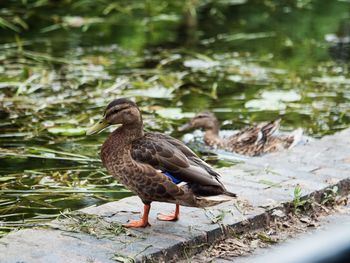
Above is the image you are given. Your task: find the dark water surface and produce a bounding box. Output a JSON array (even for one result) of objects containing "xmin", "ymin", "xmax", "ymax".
[{"xmin": 0, "ymin": 0, "xmax": 349, "ymax": 235}]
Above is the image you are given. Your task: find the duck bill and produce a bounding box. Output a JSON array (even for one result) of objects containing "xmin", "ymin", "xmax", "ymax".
[
  {"xmin": 86, "ymin": 119, "xmax": 110, "ymax": 135},
  {"xmin": 178, "ymin": 122, "xmax": 192, "ymax": 132}
]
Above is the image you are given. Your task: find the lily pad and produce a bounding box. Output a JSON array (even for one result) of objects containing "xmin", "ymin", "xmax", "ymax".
[
  {"xmin": 245, "ymin": 99, "xmax": 286, "ymax": 110},
  {"xmin": 123, "ymin": 86, "xmax": 174, "ymax": 99},
  {"xmin": 155, "ymin": 108, "xmax": 195, "ymax": 120},
  {"xmin": 183, "ymin": 59, "xmax": 219, "ymax": 70},
  {"xmin": 312, "ymin": 76, "xmax": 350, "ymax": 85},
  {"xmin": 0, "ymin": 176, "xmax": 16, "ymax": 182},
  {"xmin": 261, "ymin": 90, "xmax": 301, "ymax": 102},
  {"xmin": 245, "ymin": 90, "xmax": 300, "ymax": 110},
  {"xmin": 47, "ymin": 127, "xmax": 86, "ymax": 136}
]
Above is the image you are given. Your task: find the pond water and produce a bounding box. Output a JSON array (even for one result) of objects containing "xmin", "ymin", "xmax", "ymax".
[{"xmin": 0, "ymin": 0, "xmax": 350, "ymax": 236}]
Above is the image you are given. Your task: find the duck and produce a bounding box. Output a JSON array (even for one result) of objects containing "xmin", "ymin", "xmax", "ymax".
[
  {"xmin": 86, "ymin": 99, "xmax": 236, "ymax": 228},
  {"xmin": 179, "ymin": 112, "xmax": 303, "ymax": 157}
]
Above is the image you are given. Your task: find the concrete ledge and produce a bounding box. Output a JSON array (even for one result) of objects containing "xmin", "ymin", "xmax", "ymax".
[{"xmin": 1, "ymin": 129, "xmax": 349, "ymax": 263}]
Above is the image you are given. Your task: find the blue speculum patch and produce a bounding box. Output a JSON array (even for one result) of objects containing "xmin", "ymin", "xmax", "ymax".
[{"xmin": 163, "ymin": 171, "xmax": 182, "ymax": 184}]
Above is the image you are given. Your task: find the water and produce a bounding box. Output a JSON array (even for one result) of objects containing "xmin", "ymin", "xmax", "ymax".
[{"xmin": 0, "ymin": 0, "xmax": 349, "ymax": 235}]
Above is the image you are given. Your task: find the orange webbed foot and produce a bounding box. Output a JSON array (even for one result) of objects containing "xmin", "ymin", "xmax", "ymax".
[
  {"xmin": 123, "ymin": 204, "xmax": 151, "ymax": 228},
  {"xmin": 157, "ymin": 204, "xmax": 180, "ymax": 221},
  {"xmin": 157, "ymin": 212, "xmax": 179, "ymax": 221},
  {"xmin": 123, "ymin": 219, "xmax": 150, "ymax": 228}
]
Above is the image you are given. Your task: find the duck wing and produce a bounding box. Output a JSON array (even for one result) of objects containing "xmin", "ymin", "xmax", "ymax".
[
  {"xmin": 148, "ymin": 133, "xmax": 222, "ymax": 179},
  {"xmin": 131, "ymin": 132, "xmax": 223, "ymax": 189},
  {"xmin": 229, "ymin": 119, "xmax": 281, "ymax": 145}
]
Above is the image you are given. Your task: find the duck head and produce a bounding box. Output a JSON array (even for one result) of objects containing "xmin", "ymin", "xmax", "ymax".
[
  {"xmin": 179, "ymin": 112, "xmax": 220, "ymax": 132},
  {"xmin": 86, "ymin": 98, "xmax": 142, "ymax": 135}
]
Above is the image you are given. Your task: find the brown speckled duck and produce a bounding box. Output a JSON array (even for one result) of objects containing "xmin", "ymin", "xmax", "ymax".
[
  {"xmin": 179, "ymin": 112, "xmax": 303, "ymax": 157},
  {"xmin": 86, "ymin": 99, "xmax": 236, "ymax": 228}
]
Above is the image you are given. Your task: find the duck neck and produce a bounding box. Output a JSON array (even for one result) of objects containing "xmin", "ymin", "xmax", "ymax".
[
  {"xmin": 204, "ymin": 127, "xmax": 221, "ymax": 146},
  {"xmin": 119, "ymin": 122, "xmax": 144, "ymax": 143},
  {"xmin": 101, "ymin": 121, "xmax": 144, "ymax": 168}
]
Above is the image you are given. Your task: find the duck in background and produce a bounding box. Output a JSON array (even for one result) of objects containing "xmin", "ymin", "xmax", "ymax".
[
  {"xmin": 179, "ymin": 112, "xmax": 303, "ymax": 157},
  {"xmin": 326, "ymin": 19, "xmax": 350, "ymax": 62}
]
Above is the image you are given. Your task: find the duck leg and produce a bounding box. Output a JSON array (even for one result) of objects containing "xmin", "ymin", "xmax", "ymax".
[
  {"xmin": 123, "ymin": 204, "xmax": 151, "ymax": 228},
  {"xmin": 157, "ymin": 204, "xmax": 180, "ymax": 221}
]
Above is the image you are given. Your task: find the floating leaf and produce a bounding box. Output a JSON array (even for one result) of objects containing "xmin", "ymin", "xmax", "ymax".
[
  {"xmin": 155, "ymin": 108, "xmax": 195, "ymax": 120},
  {"xmin": 245, "ymin": 99, "xmax": 286, "ymax": 110},
  {"xmin": 245, "ymin": 90, "xmax": 300, "ymax": 110},
  {"xmin": 312, "ymin": 76, "xmax": 350, "ymax": 85},
  {"xmin": 47, "ymin": 127, "xmax": 86, "ymax": 136},
  {"xmin": 183, "ymin": 59, "xmax": 219, "ymax": 70},
  {"xmin": 0, "ymin": 176, "xmax": 16, "ymax": 182},
  {"xmin": 261, "ymin": 90, "xmax": 301, "ymax": 102},
  {"xmin": 123, "ymin": 86, "xmax": 174, "ymax": 98}
]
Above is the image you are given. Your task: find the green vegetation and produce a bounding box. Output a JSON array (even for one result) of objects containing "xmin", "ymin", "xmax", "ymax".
[
  {"xmin": 56, "ymin": 211, "xmax": 125, "ymax": 238},
  {"xmin": 322, "ymin": 186, "xmax": 339, "ymax": 206},
  {"xmin": 292, "ymin": 185, "xmax": 309, "ymax": 214},
  {"xmin": 1, "ymin": 0, "xmax": 350, "ymax": 235}
]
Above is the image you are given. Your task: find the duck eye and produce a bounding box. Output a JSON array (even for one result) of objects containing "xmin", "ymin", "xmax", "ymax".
[{"xmin": 105, "ymin": 106, "xmax": 129, "ymax": 119}]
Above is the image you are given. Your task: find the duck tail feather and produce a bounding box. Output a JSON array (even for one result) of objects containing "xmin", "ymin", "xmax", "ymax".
[
  {"xmin": 224, "ymin": 190, "xmax": 237, "ymax": 197},
  {"xmin": 262, "ymin": 119, "xmax": 281, "ymax": 136},
  {"xmin": 196, "ymin": 193, "xmax": 236, "ymax": 207},
  {"xmin": 288, "ymin": 128, "xmax": 304, "ymax": 149}
]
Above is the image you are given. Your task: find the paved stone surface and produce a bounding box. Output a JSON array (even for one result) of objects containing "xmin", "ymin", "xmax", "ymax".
[
  {"xmin": 215, "ymin": 197, "xmax": 350, "ymax": 263},
  {"xmin": 0, "ymin": 128, "xmax": 349, "ymax": 263}
]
